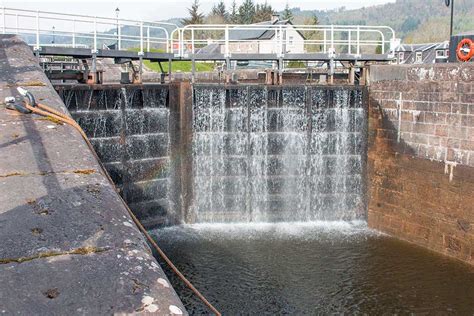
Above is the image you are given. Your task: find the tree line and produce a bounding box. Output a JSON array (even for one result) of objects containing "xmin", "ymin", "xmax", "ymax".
[{"xmin": 182, "ymin": 0, "xmax": 296, "ymax": 25}]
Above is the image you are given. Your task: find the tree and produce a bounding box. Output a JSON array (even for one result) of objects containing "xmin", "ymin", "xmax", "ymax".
[
  {"xmin": 210, "ymin": 0, "xmax": 228, "ymax": 23},
  {"xmin": 229, "ymin": 0, "xmax": 239, "ymax": 24},
  {"xmin": 303, "ymin": 14, "xmax": 321, "ymax": 52},
  {"xmin": 238, "ymin": 0, "xmax": 256, "ymax": 24},
  {"xmin": 254, "ymin": 2, "xmax": 274, "ymax": 23},
  {"xmin": 182, "ymin": 0, "xmax": 204, "ymax": 25},
  {"xmin": 282, "ymin": 3, "xmax": 293, "ymax": 22},
  {"xmin": 400, "ymin": 17, "xmax": 420, "ymax": 34}
]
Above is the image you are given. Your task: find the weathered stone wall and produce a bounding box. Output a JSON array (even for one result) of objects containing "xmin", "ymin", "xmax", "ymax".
[
  {"xmin": 0, "ymin": 35, "xmax": 185, "ymax": 314},
  {"xmin": 55, "ymin": 84, "xmax": 177, "ymax": 228},
  {"xmin": 368, "ymin": 63, "xmax": 474, "ymax": 265}
]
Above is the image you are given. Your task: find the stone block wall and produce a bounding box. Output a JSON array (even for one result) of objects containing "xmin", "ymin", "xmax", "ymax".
[
  {"xmin": 368, "ymin": 63, "xmax": 474, "ymax": 265},
  {"xmin": 55, "ymin": 84, "xmax": 175, "ymax": 228}
]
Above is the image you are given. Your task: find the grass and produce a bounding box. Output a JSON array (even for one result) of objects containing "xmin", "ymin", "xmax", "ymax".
[{"xmin": 128, "ymin": 48, "xmax": 215, "ymax": 73}]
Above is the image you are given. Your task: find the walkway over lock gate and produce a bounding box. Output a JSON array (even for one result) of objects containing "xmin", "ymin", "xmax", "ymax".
[{"xmin": 1, "ymin": 7, "xmax": 399, "ymax": 63}]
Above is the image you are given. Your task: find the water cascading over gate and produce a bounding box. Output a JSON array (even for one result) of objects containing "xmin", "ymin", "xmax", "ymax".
[{"xmin": 191, "ymin": 85, "xmax": 367, "ymax": 223}]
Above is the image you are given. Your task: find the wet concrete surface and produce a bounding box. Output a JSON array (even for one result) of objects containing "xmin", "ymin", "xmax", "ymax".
[{"xmin": 0, "ymin": 35, "xmax": 186, "ymax": 314}]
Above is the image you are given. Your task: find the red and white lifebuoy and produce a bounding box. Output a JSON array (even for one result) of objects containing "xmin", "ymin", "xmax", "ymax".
[{"xmin": 456, "ymin": 38, "xmax": 474, "ymax": 62}]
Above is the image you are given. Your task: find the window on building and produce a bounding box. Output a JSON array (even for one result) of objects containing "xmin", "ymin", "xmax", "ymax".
[
  {"xmin": 436, "ymin": 50, "xmax": 445, "ymax": 57},
  {"xmin": 415, "ymin": 52, "xmax": 423, "ymax": 63},
  {"xmin": 289, "ymin": 36, "xmax": 294, "ymax": 45},
  {"xmin": 398, "ymin": 52, "xmax": 404, "ymax": 62},
  {"xmin": 445, "ymin": 49, "xmax": 450, "ymax": 57}
]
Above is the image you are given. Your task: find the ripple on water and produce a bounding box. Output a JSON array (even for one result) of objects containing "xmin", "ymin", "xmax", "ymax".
[{"xmin": 151, "ymin": 222, "xmax": 474, "ymax": 315}]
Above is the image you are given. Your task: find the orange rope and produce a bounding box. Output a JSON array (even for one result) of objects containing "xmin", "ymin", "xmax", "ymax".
[{"xmin": 25, "ymin": 102, "xmax": 222, "ymax": 316}]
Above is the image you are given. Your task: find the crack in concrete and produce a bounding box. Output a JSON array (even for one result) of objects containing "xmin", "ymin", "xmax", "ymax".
[
  {"xmin": 0, "ymin": 171, "xmax": 25, "ymax": 178},
  {"xmin": 0, "ymin": 246, "xmax": 107, "ymax": 264},
  {"xmin": 0, "ymin": 169, "xmax": 97, "ymax": 178}
]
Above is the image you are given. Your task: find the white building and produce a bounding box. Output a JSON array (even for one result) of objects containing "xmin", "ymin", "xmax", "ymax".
[{"xmin": 197, "ymin": 15, "xmax": 306, "ymax": 55}]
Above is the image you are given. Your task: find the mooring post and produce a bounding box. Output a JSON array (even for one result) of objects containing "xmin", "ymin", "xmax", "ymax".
[
  {"xmin": 138, "ymin": 55, "xmax": 143, "ymax": 84},
  {"xmin": 349, "ymin": 63, "xmax": 355, "ymax": 84},
  {"xmin": 89, "ymin": 54, "xmax": 97, "ymax": 84},
  {"xmin": 225, "ymin": 57, "xmax": 231, "ymax": 84},
  {"xmin": 328, "ymin": 59, "xmax": 335, "ymax": 85},
  {"xmin": 191, "ymin": 57, "xmax": 196, "ymax": 83},
  {"xmin": 168, "ymin": 57, "xmax": 172, "ymax": 82},
  {"xmin": 278, "ymin": 57, "xmax": 283, "ymax": 85}
]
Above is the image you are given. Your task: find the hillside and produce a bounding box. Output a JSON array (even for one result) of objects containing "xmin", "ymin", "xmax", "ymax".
[{"xmin": 289, "ymin": 0, "xmax": 474, "ymax": 43}]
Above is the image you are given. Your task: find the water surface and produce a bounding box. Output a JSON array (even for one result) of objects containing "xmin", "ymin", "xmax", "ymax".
[{"xmin": 152, "ymin": 221, "xmax": 474, "ymax": 314}]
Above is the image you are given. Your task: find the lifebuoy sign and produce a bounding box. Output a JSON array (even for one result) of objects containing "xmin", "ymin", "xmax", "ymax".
[{"xmin": 456, "ymin": 38, "xmax": 474, "ymax": 62}]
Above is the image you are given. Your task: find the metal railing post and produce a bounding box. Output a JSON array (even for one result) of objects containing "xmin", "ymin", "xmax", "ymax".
[
  {"xmin": 191, "ymin": 28, "xmax": 195, "ymax": 54},
  {"xmin": 279, "ymin": 25, "xmax": 283, "ymax": 56},
  {"xmin": 181, "ymin": 29, "xmax": 184, "ymax": 57},
  {"xmin": 139, "ymin": 22, "xmax": 144, "ymax": 55},
  {"xmin": 348, "ymin": 30, "xmax": 351, "ymax": 54},
  {"xmin": 2, "ymin": 7, "xmax": 5, "ymax": 34},
  {"xmin": 15, "ymin": 13, "xmax": 19, "ymax": 34},
  {"xmin": 323, "ymin": 29, "xmax": 327, "ymax": 53},
  {"xmin": 381, "ymin": 33, "xmax": 385, "ymax": 54},
  {"xmin": 72, "ymin": 19, "xmax": 76, "ymax": 48},
  {"xmin": 330, "ymin": 25, "xmax": 334, "ymax": 52},
  {"xmin": 147, "ymin": 25, "xmax": 150, "ymax": 51},
  {"xmin": 35, "ymin": 10, "xmax": 40, "ymax": 50},
  {"xmin": 356, "ymin": 26, "xmax": 360, "ymax": 56},
  {"xmin": 170, "ymin": 31, "xmax": 174, "ymax": 54},
  {"xmin": 118, "ymin": 23, "xmax": 121, "ymax": 50},
  {"xmin": 93, "ymin": 16, "xmax": 97, "ymax": 52},
  {"xmin": 225, "ymin": 25, "xmax": 229, "ymax": 57}
]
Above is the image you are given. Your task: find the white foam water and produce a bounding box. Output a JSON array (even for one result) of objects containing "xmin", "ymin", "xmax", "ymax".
[{"xmin": 190, "ymin": 85, "xmax": 367, "ymax": 224}]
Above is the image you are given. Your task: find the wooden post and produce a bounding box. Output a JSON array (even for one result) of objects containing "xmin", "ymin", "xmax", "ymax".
[
  {"xmin": 169, "ymin": 81, "xmax": 193, "ymax": 223},
  {"xmin": 349, "ymin": 64, "xmax": 355, "ymax": 85}
]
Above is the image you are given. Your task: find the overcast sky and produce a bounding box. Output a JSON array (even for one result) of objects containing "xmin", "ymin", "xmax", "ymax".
[{"xmin": 4, "ymin": 0, "xmax": 396, "ymax": 21}]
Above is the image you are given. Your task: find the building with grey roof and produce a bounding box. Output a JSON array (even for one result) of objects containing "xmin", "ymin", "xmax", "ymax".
[
  {"xmin": 392, "ymin": 41, "xmax": 450, "ymax": 64},
  {"xmin": 196, "ymin": 15, "xmax": 306, "ymax": 56}
]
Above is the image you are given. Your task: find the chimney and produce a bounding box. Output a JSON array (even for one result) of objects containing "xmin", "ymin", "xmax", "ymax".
[{"xmin": 271, "ymin": 14, "xmax": 280, "ymax": 23}]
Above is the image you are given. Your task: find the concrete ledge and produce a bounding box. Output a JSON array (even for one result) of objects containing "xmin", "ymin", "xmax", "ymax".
[
  {"xmin": 370, "ymin": 63, "xmax": 474, "ymax": 83},
  {"xmin": 0, "ymin": 35, "xmax": 186, "ymax": 314}
]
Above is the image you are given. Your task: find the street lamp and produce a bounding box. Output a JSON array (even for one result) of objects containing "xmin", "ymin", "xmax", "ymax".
[{"xmin": 445, "ymin": 0, "xmax": 454, "ymax": 38}]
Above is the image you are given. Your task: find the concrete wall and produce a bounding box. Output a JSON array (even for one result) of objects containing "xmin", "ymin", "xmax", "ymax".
[
  {"xmin": 0, "ymin": 35, "xmax": 185, "ymax": 314},
  {"xmin": 368, "ymin": 63, "xmax": 474, "ymax": 265}
]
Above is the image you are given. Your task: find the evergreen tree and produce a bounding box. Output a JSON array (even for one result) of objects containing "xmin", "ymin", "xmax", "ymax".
[
  {"xmin": 229, "ymin": 0, "xmax": 239, "ymax": 24},
  {"xmin": 182, "ymin": 0, "xmax": 205, "ymax": 25},
  {"xmin": 211, "ymin": 0, "xmax": 228, "ymax": 22},
  {"xmin": 282, "ymin": 3, "xmax": 293, "ymax": 22},
  {"xmin": 254, "ymin": 2, "xmax": 274, "ymax": 23},
  {"xmin": 303, "ymin": 13, "xmax": 320, "ymax": 52},
  {"xmin": 238, "ymin": 0, "xmax": 256, "ymax": 24}
]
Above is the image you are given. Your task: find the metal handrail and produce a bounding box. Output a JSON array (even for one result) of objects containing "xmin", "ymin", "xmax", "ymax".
[
  {"xmin": 172, "ymin": 24, "xmax": 396, "ymax": 57},
  {"xmin": 0, "ymin": 7, "xmax": 176, "ymax": 53},
  {"xmin": 1, "ymin": 6, "xmax": 398, "ymax": 59}
]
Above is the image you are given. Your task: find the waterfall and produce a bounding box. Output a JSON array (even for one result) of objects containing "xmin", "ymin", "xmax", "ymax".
[
  {"xmin": 191, "ymin": 85, "xmax": 366, "ymax": 223},
  {"xmin": 60, "ymin": 85, "xmax": 174, "ymax": 227}
]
